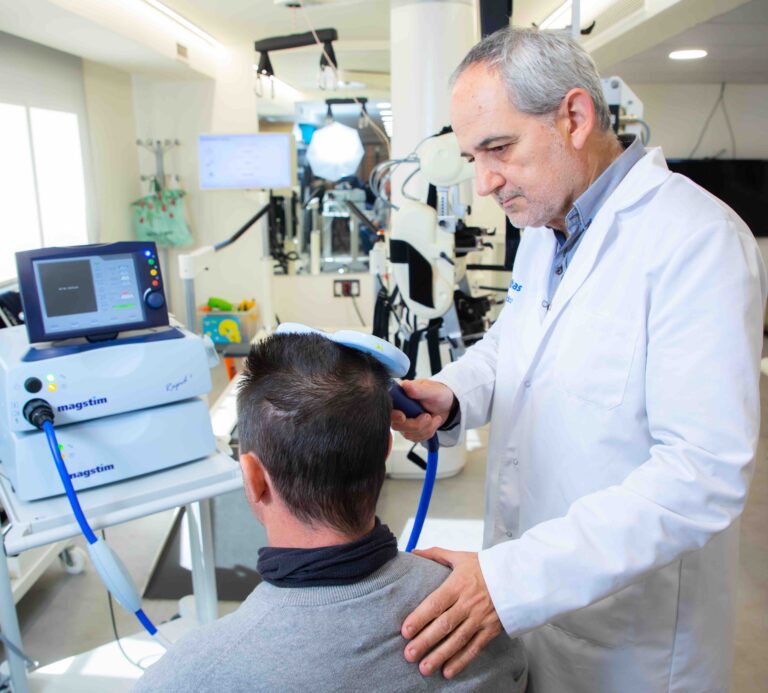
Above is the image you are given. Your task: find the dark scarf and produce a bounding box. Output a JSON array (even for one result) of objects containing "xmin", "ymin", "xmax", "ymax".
[{"xmin": 257, "ymin": 518, "xmax": 398, "ymax": 588}]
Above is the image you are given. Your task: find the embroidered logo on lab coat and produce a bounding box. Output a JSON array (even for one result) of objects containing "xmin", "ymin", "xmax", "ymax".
[{"xmin": 506, "ymin": 280, "xmax": 523, "ymax": 303}]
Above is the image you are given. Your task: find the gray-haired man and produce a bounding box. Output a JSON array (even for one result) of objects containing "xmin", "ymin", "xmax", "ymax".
[{"xmin": 393, "ymin": 27, "xmax": 765, "ymax": 693}]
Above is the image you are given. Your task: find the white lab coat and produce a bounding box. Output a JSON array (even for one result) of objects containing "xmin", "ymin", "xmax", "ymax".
[{"xmin": 433, "ymin": 148, "xmax": 766, "ymax": 693}]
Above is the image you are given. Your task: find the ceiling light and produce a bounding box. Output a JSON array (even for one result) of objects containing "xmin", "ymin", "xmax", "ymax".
[
  {"xmin": 376, "ymin": 102, "xmax": 391, "ymax": 109},
  {"xmin": 337, "ymin": 80, "xmax": 366, "ymax": 89},
  {"xmin": 306, "ymin": 122, "xmax": 365, "ymax": 181},
  {"xmin": 254, "ymin": 28, "xmax": 339, "ymax": 92},
  {"xmin": 142, "ymin": 0, "xmax": 223, "ymax": 49},
  {"xmin": 379, "ymin": 109, "xmax": 392, "ymax": 116},
  {"xmin": 669, "ymin": 49, "xmax": 708, "ymax": 60},
  {"xmin": 256, "ymin": 52, "xmax": 274, "ymax": 77}
]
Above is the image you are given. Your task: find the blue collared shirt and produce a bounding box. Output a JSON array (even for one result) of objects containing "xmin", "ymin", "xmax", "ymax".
[{"xmin": 544, "ymin": 136, "xmax": 645, "ymax": 307}]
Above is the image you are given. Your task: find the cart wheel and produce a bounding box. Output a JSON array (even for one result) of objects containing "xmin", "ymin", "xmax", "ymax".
[{"xmin": 59, "ymin": 547, "xmax": 86, "ymax": 575}]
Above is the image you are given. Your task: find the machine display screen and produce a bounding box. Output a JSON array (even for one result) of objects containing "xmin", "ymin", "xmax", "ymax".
[
  {"xmin": 198, "ymin": 133, "xmax": 294, "ymax": 190},
  {"xmin": 33, "ymin": 254, "xmax": 145, "ymax": 335}
]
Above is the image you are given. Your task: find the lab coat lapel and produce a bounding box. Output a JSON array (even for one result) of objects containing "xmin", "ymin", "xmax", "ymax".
[
  {"xmin": 542, "ymin": 148, "xmax": 671, "ymax": 330},
  {"xmin": 516, "ymin": 148, "xmax": 672, "ymax": 373},
  {"xmin": 519, "ymin": 233, "xmax": 557, "ymax": 356}
]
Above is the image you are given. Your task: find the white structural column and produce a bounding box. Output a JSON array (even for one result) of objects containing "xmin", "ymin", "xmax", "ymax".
[
  {"xmin": 386, "ymin": 1, "xmax": 479, "ymax": 481},
  {"xmin": 389, "ymin": 0, "xmax": 478, "ymax": 206}
]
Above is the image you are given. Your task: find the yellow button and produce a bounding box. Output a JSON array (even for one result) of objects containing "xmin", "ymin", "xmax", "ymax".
[
  {"xmin": 48, "ymin": 383, "xmax": 57, "ymax": 392},
  {"xmin": 150, "ymin": 269, "xmax": 158, "ymax": 276}
]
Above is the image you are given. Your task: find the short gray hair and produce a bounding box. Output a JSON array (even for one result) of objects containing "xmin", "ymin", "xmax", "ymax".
[{"xmin": 452, "ymin": 27, "xmax": 612, "ymax": 131}]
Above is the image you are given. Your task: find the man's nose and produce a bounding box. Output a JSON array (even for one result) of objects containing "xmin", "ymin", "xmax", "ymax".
[{"xmin": 474, "ymin": 163, "xmax": 504, "ymax": 197}]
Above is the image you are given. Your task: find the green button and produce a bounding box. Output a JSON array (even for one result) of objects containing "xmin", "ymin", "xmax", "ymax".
[
  {"xmin": 58, "ymin": 444, "xmax": 64, "ymax": 451},
  {"xmin": 148, "ymin": 259, "xmax": 155, "ymax": 265}
]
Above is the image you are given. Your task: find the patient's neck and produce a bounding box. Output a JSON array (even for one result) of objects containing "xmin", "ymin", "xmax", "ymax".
[{"xmin": 265, "ymin": 510, "xmax": 375, "ymax": 549}]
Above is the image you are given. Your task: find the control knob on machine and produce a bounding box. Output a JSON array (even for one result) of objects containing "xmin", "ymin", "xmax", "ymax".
[{"xmin": 143, "ymin": 289, "xmax": 165, "ymax": 310}]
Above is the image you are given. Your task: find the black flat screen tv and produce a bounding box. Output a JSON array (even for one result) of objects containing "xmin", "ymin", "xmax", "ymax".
[{"xmin": 666, "ymin": 159, "xmax": 768, "ymax": 237}]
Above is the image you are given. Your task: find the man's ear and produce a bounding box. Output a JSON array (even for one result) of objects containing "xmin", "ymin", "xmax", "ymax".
[
  {"xmin": 557, "ymin": 87, "xmax": 596, "ymax": 150},
  {"xmin": 239, "ymin": 452, "xmax": 270, "ymax": 509}
]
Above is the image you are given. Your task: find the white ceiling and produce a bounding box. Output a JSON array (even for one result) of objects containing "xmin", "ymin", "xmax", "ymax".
[
  {"xmin": 605, "ymin": 0, "xmax": 768, "ymax": 83},
  {"xmin": 159, "ymin": 0, "xmax": 390, "ymax": 45},
  {"xmin": 1, "ymin": 0, "xmax": 766, "ymax": 101},
  {"xmin": 161, "ymin": 0, "xmax": 391, "ymax": 91}
]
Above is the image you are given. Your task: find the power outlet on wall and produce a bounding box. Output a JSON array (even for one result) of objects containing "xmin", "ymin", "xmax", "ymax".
[{"xmin": 333, "ymin": 279, "xmax": 360, "ymax": 297}]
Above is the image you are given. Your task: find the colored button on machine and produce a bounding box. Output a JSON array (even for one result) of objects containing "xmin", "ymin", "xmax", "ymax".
[
  {"xmin": 48, "ymin": 383, "xmax": 57, "ymax": 392},
  {"xmin": 24, "ymin": 377, "xmax": 42, "ymax": 393},
  {"xmin": 150, "ymin": 269, "xmax": 158, "ymax": 276},
  {"xmin": 148, "ymin": 259, "xmax": 155, "ymax": 265},
  {"xmin": 152, "ymin": 280, "xmax": 159, "ymax": 287}
]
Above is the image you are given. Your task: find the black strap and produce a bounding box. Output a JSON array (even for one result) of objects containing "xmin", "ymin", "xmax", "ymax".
[
  {"xmin": 407, "ymin": 443, "xmax": 427, "ymax": 471},
  {"xmin": 426, "ymin": 319, "xmax": 442, "ymax": 376}
]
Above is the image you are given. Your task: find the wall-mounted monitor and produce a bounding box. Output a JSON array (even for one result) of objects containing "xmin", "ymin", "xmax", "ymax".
[{"xmin": 198, "ymin": 133, "xmax": 294, "ymax": 190}]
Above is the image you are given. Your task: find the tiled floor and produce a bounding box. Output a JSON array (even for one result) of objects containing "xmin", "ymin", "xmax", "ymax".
[{"xmin": 7, "ymin": 362, "xmax": 768, "ymax": 690}]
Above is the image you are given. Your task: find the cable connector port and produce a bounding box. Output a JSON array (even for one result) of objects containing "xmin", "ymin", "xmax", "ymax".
[{"xmin": 23, "ymin": 398, "xmax": 54, "ymax": 430}]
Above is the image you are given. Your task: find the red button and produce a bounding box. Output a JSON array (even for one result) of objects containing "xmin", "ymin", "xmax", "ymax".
[{"xmin": 152, "ymin": 280, "xmax": 159, "ymax": 287}]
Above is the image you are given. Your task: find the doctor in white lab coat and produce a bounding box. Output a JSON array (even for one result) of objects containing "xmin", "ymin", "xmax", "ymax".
[{"xmin": 393, "ymin": 28, "xmax": 766, "ymax": 692}]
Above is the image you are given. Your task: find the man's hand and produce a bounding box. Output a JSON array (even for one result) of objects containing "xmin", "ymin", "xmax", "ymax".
[
  {"xmin": 390, "ymin": 380, "xmax": 455, "ymax": 442},
  {"xmin": 402, "ymin": 548, "xmax": 503, "ymax": 679}
]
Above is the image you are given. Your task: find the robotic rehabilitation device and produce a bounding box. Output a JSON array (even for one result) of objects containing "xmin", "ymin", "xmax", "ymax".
[{"xmin": 275, "ymin": 323, "xmax": 439, "ymax": 552}]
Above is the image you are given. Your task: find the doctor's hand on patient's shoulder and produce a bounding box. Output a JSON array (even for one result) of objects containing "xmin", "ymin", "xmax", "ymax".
[
  {"xmin": 390, "ymin": 380, "xmax": 456, "ymax": 442},
  {"xmin": 402, "ymin": 548, "xmax": 502, "ymax": 679}
]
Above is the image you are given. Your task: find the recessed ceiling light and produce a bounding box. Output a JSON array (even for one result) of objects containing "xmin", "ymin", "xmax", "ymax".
[
  {"xmin": 376, "ymin": 102, "xmax": 391, "ymax": 109},
  {"xmin": 669, "ymin": 49, "xmax": 708, "ymax": 60}
]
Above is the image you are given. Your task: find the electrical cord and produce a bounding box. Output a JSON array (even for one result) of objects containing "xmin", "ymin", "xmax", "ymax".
[
  {"xmin": 349, "ymin": 294, "xmax": 366, "ymax": 327},
  {"xmin": 22, "ymin": 400, "xmax": 170, "ymax": 650},
  {"xmin": 720, "ymin": 92, "xmax": 737, "ymax": 158},
  {"xmin": 296, "ymin": 1, "xmax": 391, "ymax": 155},
  {"xmin": 102, "ymin": 528, "xmax": 146, "ymax": 672},
  {"xmin": 405, "ymin": 444, "xmax": 439, "ymax": 552},
  {"xmin": 400, "ymin": 166, "xmax": 422, "ymax": 201},
  {"xmin": 689, "ymin": 83, "xmax": 735, "ymax": 158}
]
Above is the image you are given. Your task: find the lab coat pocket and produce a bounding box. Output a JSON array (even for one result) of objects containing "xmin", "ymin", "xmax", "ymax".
[
  {"xmin": 555, "ymin": 311, "xmax": 639, "ymax": 410},
  {"xmin": 548, "ymin": 579, "xmax": 646, "ymax": 648}
]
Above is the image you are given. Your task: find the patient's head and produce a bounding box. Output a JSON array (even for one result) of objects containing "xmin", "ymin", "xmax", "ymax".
[{"xmin": 237, "ymin": 334, "xmax": 392, "ymax": 542}]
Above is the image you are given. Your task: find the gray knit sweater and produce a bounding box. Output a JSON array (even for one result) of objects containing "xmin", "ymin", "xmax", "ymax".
[{"xmin": 135, "ymin": 552, "xmax": 527, "ymax": 692}]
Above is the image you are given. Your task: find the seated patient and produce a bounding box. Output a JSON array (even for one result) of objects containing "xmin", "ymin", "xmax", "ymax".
[{"xmin": 136, "ymin": 333, "xmax": 526, "ymax": 692}]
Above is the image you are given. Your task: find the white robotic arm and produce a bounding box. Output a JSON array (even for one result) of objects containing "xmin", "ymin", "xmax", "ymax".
[{"xmin": 389, "ymin": 131, "xmax": 474, "ymax": 321}]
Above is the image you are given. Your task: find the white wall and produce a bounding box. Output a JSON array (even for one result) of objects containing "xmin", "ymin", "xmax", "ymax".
[
  {"xmin": 633, "ymin": 82, "xmax": 768, "ymax": 269},
  {"xmin": 632, "ymin": 82, "xmax": 768, "ymax": 159},
  {"xmin": 131, "ymin": 45, "xmax": 269, "ymax": 320},
  {"xmin": 82, "ymin": 60, "xmax": 140, "ymax": 244}
]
